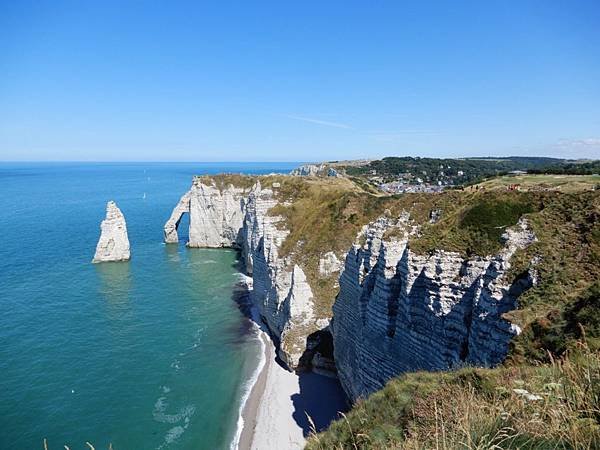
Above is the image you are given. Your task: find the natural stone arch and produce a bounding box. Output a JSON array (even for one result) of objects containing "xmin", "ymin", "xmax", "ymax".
[{"xmin": 163, "ymin": 191, "xmax": 191, "ymax": 243}]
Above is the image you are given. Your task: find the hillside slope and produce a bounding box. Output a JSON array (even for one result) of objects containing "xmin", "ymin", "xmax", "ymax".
[
  {"xmin": 307, "ymin": 341, "xmax": 600, "ymax": 449},
  {"xmin": 304, "ymin": 177, "xmax": 599, "ymax": 449},
  {"xmin": 166, "ymin": 173, "xmax": 599, "ymax": 447}
]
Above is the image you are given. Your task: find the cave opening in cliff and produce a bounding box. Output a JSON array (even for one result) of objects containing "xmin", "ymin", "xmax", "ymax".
[{"xmin": 299, "ymin": 327, "xmax": 337, "ymax": 376}]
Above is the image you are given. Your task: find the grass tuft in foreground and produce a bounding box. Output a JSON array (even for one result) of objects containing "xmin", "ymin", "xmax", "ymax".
[{"xmin": 307, "ymin": 340, "xmax": 600, "ymax": 450}]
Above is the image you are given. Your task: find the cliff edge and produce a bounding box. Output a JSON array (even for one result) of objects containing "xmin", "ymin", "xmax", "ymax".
[{"xmin": 164, "ymin": 174, "xmax": 564, "ymax": 382}]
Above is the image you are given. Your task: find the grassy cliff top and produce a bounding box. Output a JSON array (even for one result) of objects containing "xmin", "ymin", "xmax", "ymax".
[
  {"xmin": 308, "ymin": 342, "xmax": 600, "ymax": 449},
  {"xmin": 197, "ymin": 173, "xmax": 600, "ymax": 448},
  {"xmin": 198, "ymin": 174, "xmax": 599, "ymax": 332},
  {"xmin": 474, "ymin": 173, "xmax": 600, "ymax": 192},
  {"xmin": 271, "ymin": 176, "xmax": 598, "ymax": 325}
]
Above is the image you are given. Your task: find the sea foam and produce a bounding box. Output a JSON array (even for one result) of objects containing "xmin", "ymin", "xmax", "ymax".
[{"xmin": 229, "ymin": 310, "xmax": 267, "ymax": 450}]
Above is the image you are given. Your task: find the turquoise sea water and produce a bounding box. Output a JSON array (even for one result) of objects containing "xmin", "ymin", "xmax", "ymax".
[{"xmin": 0, "ymin": 162, "xmax": 297, "ymax": 450}]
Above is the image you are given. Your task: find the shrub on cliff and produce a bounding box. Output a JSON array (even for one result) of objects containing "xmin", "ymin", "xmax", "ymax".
[{"xmin": 519, "ymin": 282, "xmax": 600, "ymax": 360}]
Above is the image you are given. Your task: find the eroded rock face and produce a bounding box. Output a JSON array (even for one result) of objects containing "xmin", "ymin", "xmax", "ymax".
[
  {"xmin": 163, "ymin": 191, "xmax": 191, "ymax": 243},
  {"xmin": 332, "ymin": 216, "xmax": 537, "ymax": 401},
  {"xmin": 290, "ymin": 164, "xmax": 339, "ymax": 177},
  {"xmin": 187, "ymin": 178, "xmax": 248, "ymax": 248},
  {"xmin": 242, "ymin": 182, "xmax": 319, "ymax": 367},
  {"xmin": 92, "ymin": 201, "xmax": 130, "ymax": 263},
  {"xmin": 290, "ymin": 164, "xmax": 322, "ymax": 176},
  {"xmin": 166, "ymin": 178, "xmax": 320, "ymax": 368},
  {"xmin": 163, "ymin": 177, "xmax": 248, "ymax": 248},
  {"xmin": 166, "ymin": 176, "xmax": 538, "ymax": 383}
]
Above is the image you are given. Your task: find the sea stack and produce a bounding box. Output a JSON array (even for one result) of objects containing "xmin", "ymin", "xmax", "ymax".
[{"xmin": 92, "ymin": 201, "xmax": 131, "ymax": 263}]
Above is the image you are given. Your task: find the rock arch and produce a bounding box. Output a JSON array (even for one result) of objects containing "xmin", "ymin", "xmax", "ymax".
[{"xmin": 163, "ymin": 191, "xmax": 191, "ymax": 243}]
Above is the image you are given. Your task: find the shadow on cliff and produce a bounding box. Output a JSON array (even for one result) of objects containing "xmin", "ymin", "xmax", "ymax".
[
  {"xmin": 290, "ymin": 372, "xmax": 349, "ymax": 437},
  {"xmin": 230, "ymin": 274, "xmax": 349, "ymax": 436}
]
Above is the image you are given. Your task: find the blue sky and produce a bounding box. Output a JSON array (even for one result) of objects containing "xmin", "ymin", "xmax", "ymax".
[{"xmin": 1, "ymin": 1, "xmax": 599, "ymax": 161}]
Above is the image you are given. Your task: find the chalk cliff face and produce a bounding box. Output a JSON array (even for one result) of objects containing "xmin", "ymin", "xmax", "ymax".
[
  {"xmin": 166, "ymin": 176, "xmax": 538, "ymax": 387},
  {"xmin": 163, "ymin": 177, "xmax": 248, "ymax": 247},
  {"xmin": 241, "ymin": 181, "xmax": 319, "ymax": 367},
  {"xmin": 165, "ymin": 178, "xmax": 320, "ymax": 368},
  {"xmin": 332, "ymin": 216, "xmax": 537, "ymax": 401},
  {"xmin": 290, "ymin": 164, "xmax": 339, "ymax": 177},
  {"xmin": 93, "ymin": 201, "xmax": 130, "ymax": 263}
]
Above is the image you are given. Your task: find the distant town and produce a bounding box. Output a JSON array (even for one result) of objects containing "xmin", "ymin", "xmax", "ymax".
[{"xmin": 310, "ymin": 156, "xmax": 600, "ymax": 194}]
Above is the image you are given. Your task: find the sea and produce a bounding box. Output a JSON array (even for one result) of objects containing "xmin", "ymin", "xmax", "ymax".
[{"xmin": 0, "ymin": 162, "xmax": 298, "ymax": 450}]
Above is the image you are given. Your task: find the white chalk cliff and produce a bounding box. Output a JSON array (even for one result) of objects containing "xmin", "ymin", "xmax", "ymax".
[
  {"xmin": 92, "ymin": 201, "xmax": 130, "ymax": 263},
  {"xmin": 166, "ymin": 177, "xmax": 538, "ymax": 395},
  {"xmin": 165, "ymin": 178, "xmax": 319, "ymax": 367},
  {"xmin": 290, "ymin": 164, "xmax": 339, "ymax": 177},
  {"xmin": 332, "ymin": 216, "xmax": 537, "ymax": 401}
]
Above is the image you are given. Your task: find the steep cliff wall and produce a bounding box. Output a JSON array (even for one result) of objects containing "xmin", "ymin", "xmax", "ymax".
[
  {"xmin": 241, "ymin": 181, "xmax": 321, "ymax": 367},
  {"xmin": 163, "ymin": 177, "xmax": 249, "ymax": 247},
  {"xmin": 165, "ymin": 177, "xmax": 323, "ymax": 368},
  {"xmin": 166, "ymin": 175, "xmax": 542, "ymax": 388},
  {"xmin": 332, "ymin": 215, "xmax": 537, "ymax": 401}
]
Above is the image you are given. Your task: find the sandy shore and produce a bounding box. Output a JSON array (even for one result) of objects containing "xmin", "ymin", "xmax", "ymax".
[{"xmin": 238, "ymin": 330, "xmax": 306, "ymax": 450}]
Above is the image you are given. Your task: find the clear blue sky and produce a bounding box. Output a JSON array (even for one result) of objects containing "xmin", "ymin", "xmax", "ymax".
[{"xmin": 1, "ymin": 1, "xmax": 599, "ymax": 161}]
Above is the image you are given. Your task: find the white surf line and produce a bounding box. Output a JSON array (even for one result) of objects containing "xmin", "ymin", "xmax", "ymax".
[{"xmin": 230, "ymin": 310, "xmax": 267, "ymax": 450}]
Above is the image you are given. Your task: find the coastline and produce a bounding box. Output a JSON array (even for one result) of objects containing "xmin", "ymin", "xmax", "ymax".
[
  {"xmin": 237, "ymin": 332, "xmax": 272, "ymax": 450},
  {"xmin": 236, "ymin": 325, "xmax": 307, "ymax": 450},
  {"xmin": 231, "ymin": 281, "xmax": 349, "ymax": 450}
]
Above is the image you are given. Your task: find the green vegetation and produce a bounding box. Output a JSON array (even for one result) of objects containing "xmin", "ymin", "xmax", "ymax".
[
  {"xmin": 341, "ymin": 156, "xmax": 573, "ymax": 185},
  {"xmin": 340, "ymin": 156, "xmax": 600, "ymax": 186},
  {"xmin": 504, "ymin": 190, "xmax": 600, "ymax": 362},
  {"xmin": 523, "ymin": 283, "xmax": 600, "ymax": 360},
  {"xmin": 308, "ymin": 342, "xmax": 600, "ymax": 450},
  {"xmin": 528, "ymin": 160, "xmax": 600, "ymax": 176},
  {"xmin": 203, "ymin": 172, "xmax": 600, "ymax": 447},
  {"xmin": 194, "ymin": 173, "xmax": 258, "ymax": 191},
  {"xmin": 409, "ymin": 192, "xmax": 540, "ymax": 256},
  {"xmin": 299, "ymin": 175, "xmax": 600, "ymax": 449},
  {"xmin": 476, "ymin": 174, "xmax": 600, "ymax": 193}
]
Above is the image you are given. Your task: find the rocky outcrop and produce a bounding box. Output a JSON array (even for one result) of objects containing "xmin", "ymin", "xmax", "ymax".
[
  {"xmin": 332, "ymin": 216, "xmax": 537, "ymax": 401},
  {"xmin": 290, "ymin": 164, "xmax": 321, "ymax": 176},
  {"xmin": 319, "ymin": 251, "xmax": 343, "ymax": 277},
  {"xmin": 165, "ymin": 178, "xmax": 320, "ymax": 368},
  {"xmin": 241, "ymin": 181, "xmax": 319, "ymax": 367},
  {"xmin": 92, "ymin": 201, "xmax": 130, "ymax": 263},
  {"xmin": 290, "ymin": 164, "xmax": 339, "ymax": 177},
  {"xmin": 163, "ymin": 177, "xmax": 249, "ymax": 247},
  {"xmin": 163, "ymin": 191, "xmax": 191, "ymax": 243}
]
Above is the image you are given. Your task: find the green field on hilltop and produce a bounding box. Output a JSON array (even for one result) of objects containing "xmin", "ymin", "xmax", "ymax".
[{"xmin": 475, "ymin": 173, "xmax": 600, "ymax": 192}]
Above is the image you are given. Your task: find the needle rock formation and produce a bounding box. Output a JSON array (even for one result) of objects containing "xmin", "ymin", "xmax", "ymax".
[{"xmin": 92, "ymin": 201, "xmax": 131, "ymax": 263}]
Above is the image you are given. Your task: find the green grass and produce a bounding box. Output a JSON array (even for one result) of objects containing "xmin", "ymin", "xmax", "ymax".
[
  {"xmin": 307, "ymin": 343, "xmax": 600, "ymax": 450},
  {"xmin": 476, "ymin": 174, "xmax": 600, "ymax": 193},
  {"xmin": 197, "ymin": 174, "xmax": 600, "ymax": 449},
  {"xmin": 194, "ymin": 173, "xmax": 258, "ymax": 191}
]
